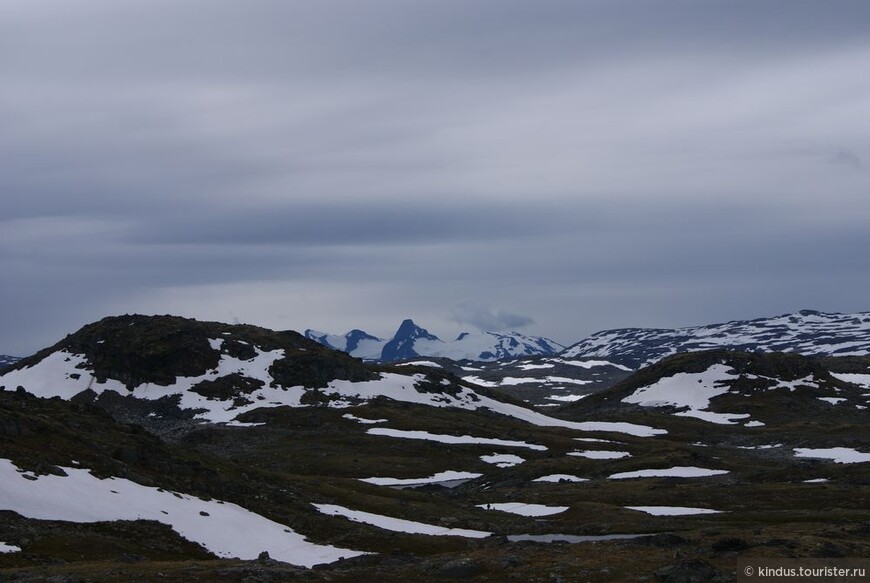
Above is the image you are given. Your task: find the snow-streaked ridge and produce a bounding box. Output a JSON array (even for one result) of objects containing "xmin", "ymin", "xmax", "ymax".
[
  {"xmin": 0, "ymin": 346, "xmax": 667, "ymax": 436},
  {"xmin": 563, "ymin": 310, "xmax": 870, "ymax": 368}
]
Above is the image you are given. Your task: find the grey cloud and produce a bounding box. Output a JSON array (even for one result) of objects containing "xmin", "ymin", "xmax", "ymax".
[
  {"xmin": 3, "ymin": 1, "xmax": 870, "ymax": 354},
  {"xmin": 450, "ymin": 304, "xmax": 534, "ymax": 332},
  {"xmin": 828, "ymin": 148, "xmax": 863, "ymax": 170}
]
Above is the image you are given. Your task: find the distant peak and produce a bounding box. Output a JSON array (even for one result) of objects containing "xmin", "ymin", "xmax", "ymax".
[
  {"xmin": 394, "ymin": 319, "xmax": 430, "ymax": 338},
  {"xmin": 797, "ymin": 309, "xmax": 822, "ymax": 316}
]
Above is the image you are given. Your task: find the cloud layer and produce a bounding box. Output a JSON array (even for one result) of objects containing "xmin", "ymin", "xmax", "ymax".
[{"xmin": 3, "ymin": 1, "xmax": 870, "ymax": 354}]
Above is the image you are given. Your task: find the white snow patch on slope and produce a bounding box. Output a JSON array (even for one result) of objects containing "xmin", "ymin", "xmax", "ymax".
[
  {"xmin": 0, "ymin": 542, "xmax": 20, "ymax": 553},
  {"xmin": 533, "ymin": 474, "xmax": 588, "ymax": 483},
  {"xmin": 367, "ymin": 428, "xmax": 547, "ymax": 450},
  {"xmin": 480, "ymin": 453, "xmax": 525, "ymax": 467},
  {"xmin": 359, "ymin": 471, "xmax": 482, "ymax": 487},
  {"xmin": 556, "ymin": 359, "xmax": 633, "ymax": 371},
  {"xmin": 793, "ymin": 447, "xmax": 870, "ymax": 464},
  {"xmin": 608, "ymin": 466, "xmax": 729, "ymax": 479},
  {"xmin": 568, "ymin": 450, "xmax": 631, "ymax": 460},
  {"xmin": 396, "ymin": 361, "xmax": 442, "ymax": 368},
  {"xmin": 622, "ymin": 364, "xmax": 752, "ymax": 425},
  {"xmin": 546, "ymin": 394, "xmax": 588, "ymax": 403},
  {"xmin": 626, "ymin": 506, "xmax": 722, "ymax": 516},
  {"xmin": 817, "ymin": 397, "xmax": 847, "ymax": 405},
  {"xmin": 674, "ymin": 410, "xmax": 750, "ymax": 425},
  {"xmin": 476, "ymin": 503, "xmax": 568, "ymax": 517},
  {"xmin": 342, "ymin": 414, "xmax": 388, "ymax": 424},
  {"xmin": 0, "ymin": 459, "xmax": 364, "ymax": 566},
  {"xmin": 831, "ymin": 373, "xmax": 870, "ymax": 388},
  {"xmin": 313, "ymin": 504, "xmax": 491, "ymax": 538}
]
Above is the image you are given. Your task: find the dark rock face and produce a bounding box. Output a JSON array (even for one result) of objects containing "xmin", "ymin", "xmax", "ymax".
[
  {"xmin": 344, "ymin": 329, "xmax": 381, "ymax": 354},
  {"xmin": 381, "ymin": 319, "xmax": 441, "ymax": 361}
]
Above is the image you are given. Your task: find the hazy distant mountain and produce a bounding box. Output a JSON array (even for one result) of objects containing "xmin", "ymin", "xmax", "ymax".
[
  {"xmin": 0, "ymin": 355, "xmax": 20, "ymax": 370},
  {"xmin": 306, "ymin": 319, "xmax": 565, "ymax": 362},
  {"xmin": 562, "ymin": 309, "xmax": 870, "ymax": 368}
]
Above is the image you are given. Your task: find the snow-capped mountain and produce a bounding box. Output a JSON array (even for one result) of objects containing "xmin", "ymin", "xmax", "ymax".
[
  {"xmin": 303, "ymin": 329, "xmax": 386, "ymax": 360},
  {"xmin": 306, "ymin": 319, "xmax": 565, "ymax": 362},
  {"xmin": 562, "ymin": 309, "xmax": 870, "ymax": 369}
]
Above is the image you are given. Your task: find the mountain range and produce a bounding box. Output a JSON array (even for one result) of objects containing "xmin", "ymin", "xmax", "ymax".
[
  {"xmin": 305, "ymin": 319, "xmax": 565, "ymax": 362},
  {"xmin": 562, "ymin": 309, "xmax": 870, "ymax": 368},
  {"xmin": 304, "ymin": 310, "xmax": 870, "ymax": 369},
  {"xmin": 1, "ymin": 313, "xmax": 867, "ymax": 580}
]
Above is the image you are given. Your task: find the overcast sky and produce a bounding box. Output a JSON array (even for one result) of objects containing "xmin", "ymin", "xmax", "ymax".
[{"xmin": 4, "ymin": 0, "xmax": 870, "ymax": 355}]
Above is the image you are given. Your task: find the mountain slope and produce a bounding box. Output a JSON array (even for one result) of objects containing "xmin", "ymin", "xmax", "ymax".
[
  {"xmin": 562, "ymin": 309, "xmax": 870, "ymax": 368},
  {"xmin": 562, "ymin": 349, "xmax": 869, "ymax": 431},
  {"xmin": 307, "ymin": 319, "xmax": 565, "ymax": 362}
]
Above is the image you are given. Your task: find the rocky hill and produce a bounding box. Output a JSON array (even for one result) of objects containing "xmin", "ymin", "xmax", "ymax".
[{"xmin": 561, "ymin": 309, "xmax": 870, "ymax": 368}]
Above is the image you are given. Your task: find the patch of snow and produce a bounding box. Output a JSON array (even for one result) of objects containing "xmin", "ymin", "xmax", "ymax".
[
  {"xmin": 802, "ymin": 478, "xmax": 829, "ymax": 483},
  {"xmin": 568, "ymin": 450, "xmax": 631, "ymax": 460},
  {"xmin": 817, "ymin": 397, "xmax": 847, "ymax": 405},
  {"xmin": 626, "ymin": 506, "xmax": 722, "ymax": 516},
  {"xmin": 543, "ymin": 376, "xmax": 592, "ymax": 385},
  {"xmin": 556, "ymin": 359, "xmax": 633, "ymax": 371},
  {"xmin": 546, "ymin": 394, "xmax": 588, "ymax": 402},
  {"xmin": 793, "ymin": 447, "xmax": 870, "ymax": 464},
  {"xmin": 744, "ymin": 420, "xmax": 765, "ymax": 427},
  {"xmin": 622, "ymin": 364, "xmax": 750, "ymax": 424},
  {"xmin": 313, "ymin": 504, "xmax": 491, "ymax": 538},
  {"xmin": 461, "ymin": 375, "xmax": 498, "ymax": 388},
  {"xmin": 342, "ymin": 414, "xmax": 387, "ymax": 424},
  {"xmin": 0, "ymin": 542, "xmax": 20, "ymax": 553},
  {"xmin": 830, "ymin": 372, "xmax": 870, "ymax": 388},
  {"xmin": 517, "ymin": 363, "xmax": 555, "ymax": 370},
  {"xmin": 0, "ymin": 459, "xmax": 364, "ymax": 566},
  {"xmin": 532, "ymin": 474, "xmax": 588, "ymax": 483},
  {"xmin": 396, "ymin": 361, "xmax": 442, "ymax": 368},
  {"xmin": 674, "ymin": 410, "xmax": 750, "ymax": 425},
  {"xmin": 476, "ymin": 503, "xmax": 568, "ymax": 517},
  {"xmin": 736, "ymin": 444, "xmax": 782, "ymax": 450},
  {"xmin": 359, "ymin": 471, "xmax": 482, "ymax": 487},
  {"xmin": 498, "ymin": 377, "xmax": 541, "ymax": 385},
  {"xmin": 367, "ymin": 428, "xmax": 547, "ymax": 450},
  {"xmin": 775, "ymin": 376, "xmax": 818, "ymax": 392},
  {"xmin": 608, "ymin": 466, "xmax": 729, "ymax": 479},
  {"xmin": 480, "ymin": 453, "xmax": 525, "ymax": 467}
]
